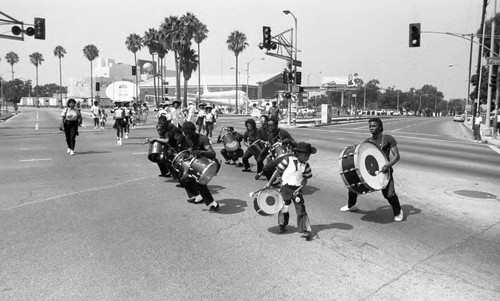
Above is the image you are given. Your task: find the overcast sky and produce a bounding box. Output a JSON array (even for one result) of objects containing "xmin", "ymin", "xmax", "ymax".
[{"xmin": 0, "ymin": 0, "xmax": 492, "ymax": 99}]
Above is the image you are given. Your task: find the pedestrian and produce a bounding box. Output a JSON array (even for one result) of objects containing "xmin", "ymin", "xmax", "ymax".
[
  {"xmin": 110, "ymin": 102, "xmax": 126, "ymax": 145},
  {"xmin": 218, "ymin": 126, "xmax": 244, "ymax": 166},
  {"xmin": 339, "ymin": 118, "xmax": 404, "ymax": 222},
  {"xmin": 266, "ymin": 142, "xmax": 316, "ymax": 241},
  {"xmin": 60, "ymin": 98, "xmax": 82, "ymax": 156},
  {"xmin": 204, "ymin": 105, "xmax": 217, "ymax": 141},
  {"xmin": 473, "ymin": 112, "xmax": 482, "ymax": 143},
  {"xmin": 241, "ymin": 118, "xmax": 264, "ymax": 173},
  {"xmin": 90, "ymin": 100, "xmax": 101, "ymax": 130},
  {"xmin": 99, "ymin": 108, "xmax": 107, "ymax": 129},
  {"xmin": 142, "ymin": 102, "xmax": 149, "ymax": 125},
  {"xmin": 179, "ymin": 122, "xmax": 221, "ymax": 212},
  {"xmin": 123, "ymin": 102, "xmax": 133, "ymax": 139},
  {"xmin": 170, "ymin": 100, "xmax": 186, "ymax": 128},
  {"xmin": 267, "ymin": 100, "xmax": 281, "ymax": 121},
  {"xmin": 186, "ymin": 101, "xmax": 196, "ymax": 123},
  {"xmin": 195, "ymin": 103, "xmax": 207, "ymax": 133}
]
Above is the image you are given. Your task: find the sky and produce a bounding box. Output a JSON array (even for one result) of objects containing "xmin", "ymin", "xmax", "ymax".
[{"xmin": 0, "ymin": 0, "xmax": 491, "ymax": 100}]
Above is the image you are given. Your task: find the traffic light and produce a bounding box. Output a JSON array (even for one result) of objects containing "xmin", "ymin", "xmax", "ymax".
[
  {"xmin": 263, "ymin": 26, "xmax": 271, "ymax": 49},
  {"xmin": 34, "ymin": 17, "xmax": 45, "ymax": 40},
  {"xmin": 96, "ymin": 82, "xmax": 100, "ymax": 91},
  {"xmin": 490, "ymin": 73, "xmax": 497, "ymax": 90},
  {"xmin": 288, "ymin": 71, "xmax": 295, "ymax": 84},
  {"xmin": 282, "ymin": 70, "xmax": 288, "ymax": 84},
  {"xmin": 295, "ymin": 72, "xmax": 302, "ymax": 85},
  {"xmin": 131, "ymin": 66, "xmax": 137, "ymax": 75},
  {"xmin": 409, "ymin": 23, "xmax": 420, "ymax": 47}
]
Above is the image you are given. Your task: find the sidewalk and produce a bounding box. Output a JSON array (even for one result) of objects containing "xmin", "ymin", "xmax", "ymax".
[{"xmin": 463, "ymin": 120, "xmax": 500, "ymax": 147}]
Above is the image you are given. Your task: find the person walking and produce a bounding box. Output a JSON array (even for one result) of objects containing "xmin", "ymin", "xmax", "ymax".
[
  {"xmin": 339, "ymin": 118, "xmax": 404, "ymax": 222},
  {"xmin": 473, "ymin": 112, "xmax": 483, "ymax": 143},
  {"xmin": 90, "ymin": 100, "xmax": 101, "ymax": 130},
  {"xmin": 110, "ymin": 102, "xmax": 126, "ymax": 145},
  {"xmin": 60, "ymin": 98, "xmax": 82, "ymax": 156},
  {"xmin": 204, "ymin": 106, "xmax": 217, "ymax": 141}
]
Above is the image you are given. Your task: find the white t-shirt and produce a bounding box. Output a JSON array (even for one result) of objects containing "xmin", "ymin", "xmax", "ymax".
[{"xmin": 90, "ymin": 105, "xmax": 100, "ymax": 118}]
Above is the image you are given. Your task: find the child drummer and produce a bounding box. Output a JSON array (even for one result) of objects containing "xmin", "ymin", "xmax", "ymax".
[
  {"xmin": 217, "ymin": 126, "xmax": 244, "ymax": 166},
  {"xmin": 265, "ymin": 142, "xmax": 316, "ymax": 241}
]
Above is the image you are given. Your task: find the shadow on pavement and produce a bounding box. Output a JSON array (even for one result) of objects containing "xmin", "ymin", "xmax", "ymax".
[
  {"xmin": 267, "ymin": 225, "xmax": 298, "ymax": 235},
  {"xmin": 302, "ymin": 185, "xmax": 320, "ymax": 196},
  {"xmin": 356, "ymin": 204, "xmax": 421, "ymax": 224},
  {"xmin": 312, "ymin": 222, "xmax": 354, "ymax": 234},
  {"xmin": 210, "ymin": 198, "xmax": 247, "ymax": 214}
]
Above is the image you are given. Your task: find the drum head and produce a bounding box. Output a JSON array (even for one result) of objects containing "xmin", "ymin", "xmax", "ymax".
[
  {"xmin": 254, "ymin": 188, "xmax": 284, "ymax": 216},
  {"xmin": 356, "ymin": 142, "xmax": 389, "ymax": 190},
  {"xmin": 195, "ymin": 159, "xmax": 218, "ymax": 185}
]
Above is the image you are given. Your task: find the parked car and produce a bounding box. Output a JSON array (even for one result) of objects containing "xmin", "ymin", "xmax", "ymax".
[{"xmin": 453, "ymin": 114, "xmax": 465, "ymax": 122}]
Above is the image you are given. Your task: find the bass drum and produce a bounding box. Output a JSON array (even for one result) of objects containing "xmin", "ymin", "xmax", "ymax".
[
  {"xmin": 172, "ymin": 150, "xmax": 191, "ymax": 172},
  {"xmin": 338, "ymin": 141, "xmax": 390, "ymax": 195},
  {"xmin": 249, "ymin": 140, "xmax": 265, "ymax": 158},
  {"xmin": 223, "ymin": 133, "xmax": 240, "ymax": 152},
  {"xmin": 148, "ymin": 141, "xmax": 167, "ymax": 162},
  {"xmin": 187, "ymin": 156, "xmax": 218, "ymax": 185},
  {"xmin": 253, "ymin": 188, "xmax": 284, "ymax": 216},
  {"xmin": 270, "ymin": 142, "xmax": 292, "ymax": 163}
]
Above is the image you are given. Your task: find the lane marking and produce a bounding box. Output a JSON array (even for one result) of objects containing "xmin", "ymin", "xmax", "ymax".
[
  {"xmin": 19, "ymin": 158, "xmax": 52, "ymax": 162},
  {"xmin": 0, "ymin": 176, "xmax": 150, "ymax": 211},
  {"xmin": 20, "ymin": 147, "xmax": 48, "ymax": 150},
  {"xmin": 35, "ymin": 123, "xmax": 39, "ymax": 130},
  {"xmin": 488, "ymin": 144, "xmax": 500, "ymax": 155}
]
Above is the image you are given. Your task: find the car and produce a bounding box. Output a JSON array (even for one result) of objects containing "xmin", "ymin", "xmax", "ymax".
[{"xmin": 453, "ymin": 114, "xmax": 465, "ymax": 122}]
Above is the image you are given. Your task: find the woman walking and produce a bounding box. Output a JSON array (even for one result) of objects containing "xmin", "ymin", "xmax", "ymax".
[{"xmin": 60, "ymin": 98, "xmax": 82, "ymax": 156}]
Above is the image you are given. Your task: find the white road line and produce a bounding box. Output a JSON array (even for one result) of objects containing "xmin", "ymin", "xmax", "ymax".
[
  {"xmin": 36, "ymin": 112, "xmax": 39, "ymax": 120},
  {"xmin": 35, "ymin": 123, "xmax": 39, "ymax": 130},
  {"xmin": 20, "ymin": 147, "xmax": 48, "ymax": 150},
  {"xmin": 19, "ymin": 158, "xmax": 52, "ymax": 162},
  {"xmin": 133, "ymin": 152, "xmax": 148, "ymax": 155},
  {"xmin": 488, "ymin": 144, "xmax": 500, "ymax": 155},
  {"xmin": 1, "ymin": 176, "xmax": 151, "ymax": 211}
]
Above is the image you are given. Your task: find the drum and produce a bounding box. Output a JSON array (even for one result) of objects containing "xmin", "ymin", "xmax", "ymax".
[
  {"xmin": 172, "ymin": 150, "xmax": 191, "ymax": 172},
  {"xmin": 223, "ymin": 133, "xmax": 240, "ymax": 152},
  {"xmin": 249, "ymin": 140, "xmax": 265, "ymax": 158},
  {"xmin": 339, "ymin": 141, "xmax": 390, "ymax": 195},
  {"xmin": 270, "ymin": 142, "xmax": 292, "ymax": 162},
  {"xmin": 253, "ymin": 188, "xmax": 284, "ymax": 216},
  {"xmin": 187, "ymin": 156, "xmax": 218, "ymax": 185},
  {"xmin": 148, "ymin": 141, "xmax": 167, "ymax": 162}
]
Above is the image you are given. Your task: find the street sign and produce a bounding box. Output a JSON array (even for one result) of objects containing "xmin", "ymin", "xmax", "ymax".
[
  {"xmin": 487, "ymin": 57, "xmax": 500, "ymax": 65},
  {"xmin": 292, "ymin": 60, "xmax": 302, "ymax": 67}
]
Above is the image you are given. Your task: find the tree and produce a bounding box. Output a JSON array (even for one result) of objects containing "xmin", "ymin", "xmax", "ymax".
[
  {"xmin": 5, "ymin": 52, "xmax": 19, "ymax": 80},
  {"xmin": 193, "ymin": 20, "xmax": 208, "ymax": 105},
  {"xmin": 29, "ymin": 52, "xmax": 44, "ymax": 104},
  {"xmin": 226, "ymin": 30, "xmax": 248, "ymax": 114},
  {"xmin": 179, "ymin": 48, "xmax": 199, "ymax": 105},
  {"xmin": 82, "ymin": 44, "xmax": 99, "ymax": 104},
  {"xmin": 142, "ymin": 28, "xmax": 160, "ymax": 107},
  {"xmin": 53, "ymin": 45, "xmax": 67, "ymax": 107},
  {"xmin": 125, "ymin": 33, "xmax": 142, "ymax": 101},
  {"xmin": 3, "ymin": 79, "xmax": 31, "ymax": 103}
]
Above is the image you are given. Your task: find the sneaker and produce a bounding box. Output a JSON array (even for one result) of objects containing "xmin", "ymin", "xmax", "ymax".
[
  {"xmin": 67, "ymin": 148, "xmax": 71, "ymax": 154},
  {"xmin": 125, "ymin": 134, "xmax": 129, "ymax": 139},
  {"xmin": 225, "ymin": 161, "xmax": 231, "ymax": 165},
  {"xmin": 340, "ymin": 204, "xmax": 358, "ymax": 212},
  {"xmin": 278, "ymin": 225, "xmax": 286, "ymax": 233},
  {"xmin": 474, "ymin": 140, "xmax": 478, "ymax": 143},
  {"xmin": 187, "ymin": 194, "xmax": 203, "ymax": 204},
  {"xmin": 242, "ymin": 168, "xmax": 252, "ymax": 172},
  {"xmin": 158, "ymin": 173, "xmax": 171, "ymax": 178},
  {"xmin": 303, "ymin": 231, "xmax": 313, "ymax": 241},
  {"xmin": 236, "ymin": 162, "xmax": 244, "ymax": 167},
  {"xmin": 118, "ymin": 139, "xmax": 123, "ymax": 146},
  {"xmin": 394, "ymin": 209, "xmax": 404, "ymax": 222},
  {"xmin": 69, "ymin": 150, "xmax": 75, "ymax": 156},
  {"xmin": 230, "ymin": 161, "xmax": 236, "ymax": 165},
  {"xmin": 209, "ymin": 203, "xmax": 220, "ymax": 212},
  {"xmin": 255, "ymin": 173, "xmax": 261, "ymax": 180}
]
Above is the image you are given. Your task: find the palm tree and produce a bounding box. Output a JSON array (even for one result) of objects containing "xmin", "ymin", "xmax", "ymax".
[
  {"xmin": 179, "ymin": 49, "xmax": 199, "ymax": 105},
  {"xmin": 125, "ymin": 33, "xmax": 142, "ymax": 101},
  {"xmin": 142, "ymin": 28, "xmax": 160, "ymax": 107},
  {"xmin": 5, "ymin": 52, "xmax": 19, "ymax": 80},
  {"xmin": 226, "ymin": 30, "xmax": 248, "ymax": 114},
  {"xmin": 82, "ymin": 44, "xmax": 99, "ymax": 104},
  {"xmin": 29, "ymin": 52, "xmax": 44, "ymax": 105},
  {"xmin": 157, "ymin": 45, "xmax": 167, "ymax": 103},
  {"xmin": 193, "ymin": 20, "xmax": 208, "ymax": 106},
  {"xmin": 53, "ymin": 45, "xmax": 67, "ymax": 107}
]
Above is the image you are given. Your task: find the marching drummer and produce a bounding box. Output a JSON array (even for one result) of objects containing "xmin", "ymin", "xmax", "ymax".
[
  {"xmin": 217, "ymin": 126, "xmax": 244, "ymax": 166},
  {"xmin": 339, "ymin": 118, "xmax": 404, "ymax": 222},
  {"xmin": 179, "ymin": 122, "xmax": 221, "ymax": 212},
  {"xmin": 266, "ymin": 142, "xmax": 316, "ymax": 241},
  {"xmin": 241, "ymin": 118, "xmax": 264, "ymax": 173},
  {"xmin": 260, "ymin": 117, "xmax": 297, "ymax": 182},
  {"xmin": 148, "ymin": 122, "xmax": 187, "ymax": 180}
]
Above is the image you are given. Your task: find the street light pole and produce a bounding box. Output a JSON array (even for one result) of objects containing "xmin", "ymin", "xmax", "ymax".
[{"xmin": 284, "ymin": 10, "xmax": 297, "ymax": 126}]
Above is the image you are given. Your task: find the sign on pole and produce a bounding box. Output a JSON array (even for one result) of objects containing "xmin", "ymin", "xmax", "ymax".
[{"xmin": 486, "ymin": 57, "xmax": 500, "ymax": 65}]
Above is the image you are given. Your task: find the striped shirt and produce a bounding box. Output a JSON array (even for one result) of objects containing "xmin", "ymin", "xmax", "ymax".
[{"xmin": 276, "ymin": 155, "xmax": 312, "ymax": 186}]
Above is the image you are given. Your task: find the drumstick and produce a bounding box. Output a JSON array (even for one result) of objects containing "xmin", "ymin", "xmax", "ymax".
[{"xmin": 248, "ymin": 187, "xmax": 267, "ymax": 198}]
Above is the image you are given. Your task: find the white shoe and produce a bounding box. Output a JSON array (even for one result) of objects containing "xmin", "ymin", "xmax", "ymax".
[
  {"xmin": 340, "ymin": 204, "xmax": 358, "ymax": 212},
  {"xmin": 69, "ymin": 150, "xmax": 75, "ymax": 156},
  {"xmin": 394, "ymin": 209, "xmax": 404, "ymax": 222},
  {"xmin": 125, "ymin": 134, "xmax": 129, "ymax": 139},
  {"xmin": 118, "ymin": 139, "xmax": 123, "ymax": 146},
  {"xmin": 67, "ymin": 148, "xmax": 71, "ymax": 154}
]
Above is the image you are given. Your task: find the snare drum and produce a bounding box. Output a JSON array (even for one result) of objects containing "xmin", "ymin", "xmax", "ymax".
[
  {"xmin": 253, "ymin": 188, "xmax": 284, "ymax": 216},
  {"xmin": 148, "ymin": 141, "xmax": 167, "ymax": 162},
  {"xmin": 187, "ymin": 156, "xmax": 218, "ymax": 185},
  {"xmin": 249, "ymin": 140, "xmax": 265, "ymax": 158},
  {"xmin": 338, "ymin": 141, "xmax": 390, "ymax": 195},
  {"xmin": 172, "ymin": 150, "xmax": 191, "ymax": 172},
  {"xmin": 223, "ymin": 133, "xmax": 240, "ymax": 152},
  {"xmin": 270, "ymin": 142, "xmax": 292, "ymax": 162}
]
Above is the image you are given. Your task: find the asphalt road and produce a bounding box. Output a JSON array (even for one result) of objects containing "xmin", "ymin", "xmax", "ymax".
[{"xmin": 0, "ymin": 108, "xmax": 499, "ymax": 300}]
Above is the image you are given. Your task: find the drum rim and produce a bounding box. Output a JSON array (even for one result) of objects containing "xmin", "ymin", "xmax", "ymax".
[{"xmin": 254, "ymin": 187, "xmax": 284, "ymax": 215}]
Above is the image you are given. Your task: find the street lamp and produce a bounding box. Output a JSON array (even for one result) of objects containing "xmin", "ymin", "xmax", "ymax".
[
  {"xmin": 283, "ymin": 10, "xmax": 297, "ymax": 125},
  {"xmin": 246, "ymin": 57, "xmax": 265, "ymax": 114}
]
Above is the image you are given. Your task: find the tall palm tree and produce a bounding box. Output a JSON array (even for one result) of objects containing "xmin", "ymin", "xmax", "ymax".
[
  {"xmin": 82, "ymin": 44, "xmax": 99, "ymax": 104},
  {"xmin": 193, "ymin": 20, "xmax": 208, "ymax": 106},
  {"xmin": 5, "ymin": 52, "xmax": 19, "ymax": 80},
  {"xmin": 179, "ymin": 48, "xmax": 199, "ymax": 105},
  {"xmin": 226, "ymin": 30, "xmax": 248, "ymax": 114},
  {"xmin": 157, "ymin": 45, "xmax": 167, "ymax": 103},
  {"xmin": 29, "ymin": 52, "xmax": 44, "ymax": 105},
  {"xmin": 142, "ymin": 28, "xmax": 160, "ymax": 107},
  {"xmin": 125, "ymin": 33, "xmax": 142, "ymax": 101},
  {"xmin": 160, "ymin": 16, "xmax": 184, "ymax": 104},
  {"xmin": 53, "ymin": 45, "xmax": 66, "ymax": 107}
]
